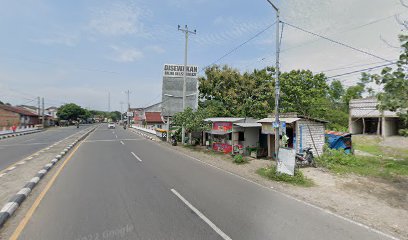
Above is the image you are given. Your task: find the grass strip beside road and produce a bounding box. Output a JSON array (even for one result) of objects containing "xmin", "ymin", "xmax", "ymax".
[
  {"xmin": 316, "ymin": 149, "xmax": 408, "ymax": 180},
  {"xmin": 257, "ymin": 166, "xmax": 314, "ymax": 187}
]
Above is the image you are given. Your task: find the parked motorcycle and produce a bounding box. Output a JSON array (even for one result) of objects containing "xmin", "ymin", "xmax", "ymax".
[
  {"xmin": 295, "ymin": 147, "xmax": 316, "ymax": 167},
  {"xmin": 171, "ymin": 136, "xmax": 177, "ymax": 146},
  {"xmin": 123, "ymin": 125, "xmax": 127, "ymax": 130}
]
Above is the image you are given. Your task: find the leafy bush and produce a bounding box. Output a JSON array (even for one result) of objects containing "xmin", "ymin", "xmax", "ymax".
[
  {"xmin": 257, "ymin": 166, "xmax": 314, "ymax": 187},
  {"xmin": 232, "ymin": 154, "xmax": 247, "ymax": 164},
  {"xmin": 399, "ymin": 129, "xmax": 408, "ymax": 137},
  {"xmin": 317, "ymin": 148, "xmax": 363, "ymax": 169}
]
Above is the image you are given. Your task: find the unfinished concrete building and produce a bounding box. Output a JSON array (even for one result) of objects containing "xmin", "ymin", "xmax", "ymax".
[{"xmin": 349, "ymin": 97, "xmax": 402, "ymax": 137}]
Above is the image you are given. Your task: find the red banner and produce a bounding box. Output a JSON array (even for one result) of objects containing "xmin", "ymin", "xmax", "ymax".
[
  {"xmin": 213, "ymin": 143, "xmax": 233, "ymax": 153},
  {"xmin": 213, "ymin": 122, "xmax": 232, "ymax": 132}
]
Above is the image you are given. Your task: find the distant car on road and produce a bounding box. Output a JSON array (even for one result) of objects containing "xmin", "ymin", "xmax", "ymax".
[{"xmin": 108, "ymin": 122, "xmax": 115, "ymax": 129}]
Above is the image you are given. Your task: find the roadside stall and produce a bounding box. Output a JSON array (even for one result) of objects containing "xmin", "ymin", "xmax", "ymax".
[
  {"xmin": 204, "ymin": 118, "xmax": 245, "ymax": 154},
  {"xmin": 232, "ymin": 122, "xmax": 268, "ymax": 158}
]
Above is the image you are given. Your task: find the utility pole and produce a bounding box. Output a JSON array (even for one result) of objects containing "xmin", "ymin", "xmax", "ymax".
[
  {"xmin": 178, "ymin": 24, "xmax": 196, "ymax": 145},
  {"xmin": 120, "ymin": 101, "xmax": 124, "ymax": 124},
  {"xmin": 108, "ymin": 92, "xmax": 110, "ymax": 113},
  {"xmin": 266, "ymin": 0, "xmax": 281, "ymax": 164},
  {"xmin": 125, "ymin": 90, "xmax": 130, "ymax": 127},
  {"xmin": 37, "ymin": 97, "xmax": 41, "ymax": 116},
  {"xmin": 41, "ymin": 97, "xmax": 45, "ymax": 128}
]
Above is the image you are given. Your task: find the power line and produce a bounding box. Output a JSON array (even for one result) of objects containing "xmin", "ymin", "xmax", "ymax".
[
  {"xmin": 241, "ymin": 12, "xmax": 405, "ymax": 71},
  {"xmin": 319, "ymin": 59, "xmax": 398, "ymax": 73},
  {"xmin": 200, "ymin": 21, "xmax": 277, "ymax": 73},
  {"xmin": 283, "ymin": 21, "xmax": 394, "ymax": 63},
  {"xmin": 326, "ymin": 62, "xmax": 397, "ymax": 79}
]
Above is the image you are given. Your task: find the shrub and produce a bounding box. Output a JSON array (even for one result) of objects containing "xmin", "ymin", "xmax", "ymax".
[
  {"xmin": 233, "ymin": 154, "xmax": 247, "ymax": 164},
  {"xmin": 316, "ymin": 148, "xmax": 362, "ymax": 169},
  {"xmin": 399, "ymin": 129, "xmax": 408, "ymax": 137},
  {"xmin": 257, "ymin": 166, "xmax": 314, "ymax": 187}
]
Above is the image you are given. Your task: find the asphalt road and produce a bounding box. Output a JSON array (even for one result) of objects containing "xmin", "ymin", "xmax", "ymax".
[
  {"xmin": 0, "ymin": 126, "xmax": 89, "ymax": 171},
  {"xmin": 14, "ymin": 124, "xmax": 394, "ymax": 240}
]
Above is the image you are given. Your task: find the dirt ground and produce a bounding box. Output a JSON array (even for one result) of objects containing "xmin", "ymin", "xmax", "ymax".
[{"xmin": 158, "ymin": 143, "xmax": 408, "ymax": 240}]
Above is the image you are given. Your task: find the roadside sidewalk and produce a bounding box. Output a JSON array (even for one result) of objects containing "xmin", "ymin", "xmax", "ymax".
[
  {"xmin": 0, "ymin": 129, "xmax": 42, "ymax": 140},
  {"xmin": 131, "ymin": 128, "xmax": 407, "ymax": 240}
]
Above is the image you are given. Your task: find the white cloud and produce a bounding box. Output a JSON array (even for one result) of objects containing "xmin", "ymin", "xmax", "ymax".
[
  {"xmin": 145, "ymin": 45, "xmax": 165, "ymax": 54},
  {"xmin": 167, "ymin": 0, "xmax": 209, "ymax": 9},
  {"xmin": 88, "ymin": 1, "xmax": 150, "ymax": 37},
  {"xmin": 31, "ymin": 33, "xmax": 79, "ymax": 47},
  {"xmin": 233, "ymin": 0, "xmax": 405, "ymax": 87},
  {"xmin": 195, "ymin": 17, "xmax": 271, "ymax": 46},
  {"xmin": 109, "ymin": 45, "xmax": 144, "ymax": 63}
]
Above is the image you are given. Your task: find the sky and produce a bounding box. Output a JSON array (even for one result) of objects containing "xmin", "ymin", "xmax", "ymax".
[{"xmin": 0, "ymin": 0, "xmax": 406, "ymax": 111}]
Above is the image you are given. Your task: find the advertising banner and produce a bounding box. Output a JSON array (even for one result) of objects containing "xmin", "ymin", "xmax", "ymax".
[
  {"xmin": 213, "ymin": 122, "xmax": 233, "ymax": 132},
  {"xmin": 162, "ymin": 64, "xmax": 199, "ymax": 116},
  {"xmin": 277, "ymin": 148, "xmax": 296, "ymax": 176}
]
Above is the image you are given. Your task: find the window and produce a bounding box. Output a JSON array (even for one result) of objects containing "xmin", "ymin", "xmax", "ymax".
[{"xmin": 238, "ymin": 132, "xmax": 245, "ymax": 141}]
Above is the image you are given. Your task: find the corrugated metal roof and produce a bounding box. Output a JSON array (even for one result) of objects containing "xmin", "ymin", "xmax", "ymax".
[
  {"xmin": 257, "ymin": 117, "xmax": 301, "ymax": 123},
  {"xmin": 204, "ymin": 117, "xmax": 245, "ymax": 123},
  {"xmin": 234, "ymin": 123, "xmax": 262, "ymax": 128}
]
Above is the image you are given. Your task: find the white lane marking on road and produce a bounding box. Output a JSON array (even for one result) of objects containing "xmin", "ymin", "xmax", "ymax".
[
  {"xmin": 131, "ymin": 152, "xmax": 142, "ymax": 162},
  {"xmin": 167, "ymin": 148, "xmax": 399, "ymax": 240},
  {"xmin": 120, "ymin": 141, "xmax": 124, "ymax": 145},
  {"xmin": 171, "ymin": 189, "xmax": 232, "ymax": 240},
  {"xmin": 115, "ymin": 135, "xmax": 118, "ymax": 138}
]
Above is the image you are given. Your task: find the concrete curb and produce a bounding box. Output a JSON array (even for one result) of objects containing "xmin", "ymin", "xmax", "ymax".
[
  {"xmin": 0, "ymin": 126, "xmax": 97, "ymax": 229},
  {"xmin": 129, "ymin": 128, "xmax": 157, "ymax": 141},
  {"xmin": 0, "ymin": 130, "xmax": 42, "ymax": 140}
]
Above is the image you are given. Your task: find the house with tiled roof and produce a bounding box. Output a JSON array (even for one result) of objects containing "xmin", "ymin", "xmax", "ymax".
[{"xmin": 0, "ymin": 104, "xmax": 40, "ymax": 128}]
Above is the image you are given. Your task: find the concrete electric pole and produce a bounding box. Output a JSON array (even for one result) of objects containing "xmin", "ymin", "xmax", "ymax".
[
  {"xmin": 178, "ymin": 24, "xmax": 196, "ymax": 145},
  {"xmin": 266, "ymin": 0, "xmax": 281, "ymax": 164},
  {"xmin": 108, "ymin": 92, "xmax": 111, "ymax": 113},
  {"xmin": 125, "ymin": 90, "xmax": 131, "ymax": 127},
  {"xmin": 120, "ymin": 101, "xmax": 124, "ymax": 124},
  {"xmin": 41, "ymin": 97, "xmax": 45, "ymax": 128}
]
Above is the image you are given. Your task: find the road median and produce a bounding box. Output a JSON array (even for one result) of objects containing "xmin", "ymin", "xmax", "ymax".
[{"xmin": 0, "ymin": 125, "xmax": 97, "ymax": 229}]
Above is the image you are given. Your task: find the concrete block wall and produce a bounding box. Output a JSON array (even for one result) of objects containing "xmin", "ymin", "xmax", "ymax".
[{"xmin": 296, "ymin": 120, "xmax": 325, "ymax": 156}]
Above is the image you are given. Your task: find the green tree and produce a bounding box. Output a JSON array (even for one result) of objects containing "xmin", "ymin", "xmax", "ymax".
[
  {"xmin": 172, "ymin": 107, "xmax": 210, "ymax": 133},
  {"xmin": 199, "ymin": 65, "xmax": 274, "ymax": 118},
  {"xmin": 329, "ymin": 80, "xmax": 345, "ymax": 103},
  {"xmin": 279, "ymin": 70, "xmax": 329, "ymax": 117},
  {"xmin": 57, "ymin": 103, "xmax": 86, "ymax": 121},
  {"xmin": 109, "ymin": 111, "xmax": 121, "ymax": 121},
  {"xmin": 370, "ymin": 35, "xmax": 408, "ymax": 128}
]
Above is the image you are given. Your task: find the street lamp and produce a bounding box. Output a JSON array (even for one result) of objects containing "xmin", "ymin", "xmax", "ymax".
[{"xmin": 266, "ymin": 0, "xmax": 281, "ymax": 163}]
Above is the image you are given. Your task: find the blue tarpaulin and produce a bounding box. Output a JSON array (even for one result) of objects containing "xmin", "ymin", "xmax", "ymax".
[{"xmin": 325, "ymin": 131, "xmax": 352, "ymax": 154}]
